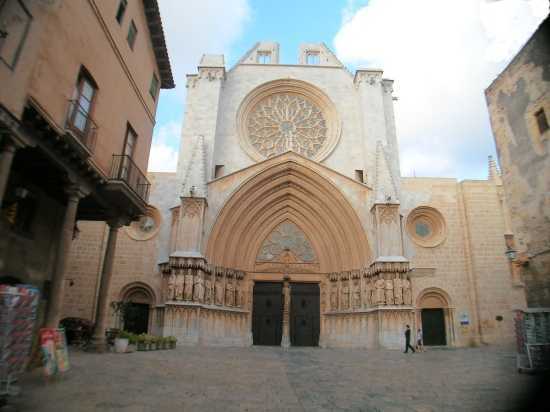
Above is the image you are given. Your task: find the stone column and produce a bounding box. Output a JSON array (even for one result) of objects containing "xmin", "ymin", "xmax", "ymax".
[
  {"xmin": 90, "ymin": 219, "xmax": 122, "ymax": 351},
  {"xmin": 281, "ymin": 277, "xmax": 291, "ymax": 349},
  {"xmin": 0, "ymin": 140, "xmax": 17, "ymax": 207},
  {"xmin": 45, "ymin": 185, "xmax": 85, "ymax": 327}
]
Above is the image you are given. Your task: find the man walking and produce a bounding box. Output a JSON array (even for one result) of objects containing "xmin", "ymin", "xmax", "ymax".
[{"xmin": 404, "ymin": 324, "xmax": 415, "ymax": 353}]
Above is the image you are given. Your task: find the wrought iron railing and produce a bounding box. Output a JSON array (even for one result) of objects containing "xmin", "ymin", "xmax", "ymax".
[
  {"xmin": 66, "ymin": 99, "xmax": 98, "ymax": 152},
  {"xmin": 110, "ymin": 154, "xmax": 150, "ymax": 202}
]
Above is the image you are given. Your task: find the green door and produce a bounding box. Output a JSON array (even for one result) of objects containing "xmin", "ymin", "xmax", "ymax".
[{"xmin": 421, "ymin": 308, "xmax": 446, "ymax": 346}]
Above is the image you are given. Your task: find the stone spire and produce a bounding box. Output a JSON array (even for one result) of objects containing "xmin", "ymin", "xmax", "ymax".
[
  {"xmin": 375, "ymin": 141, "xmax": 398, "ymax": 203},
  {"xmin": 181, "ymin": 135, "xmax": 207, "ymax": 198}
]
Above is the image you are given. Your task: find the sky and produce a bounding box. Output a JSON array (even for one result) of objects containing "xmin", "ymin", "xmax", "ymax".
[{"xmin": 149, "ymin": 0, "xmax": 548, "ymax": 180}]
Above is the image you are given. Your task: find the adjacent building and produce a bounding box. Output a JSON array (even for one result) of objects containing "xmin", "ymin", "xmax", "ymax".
[
  {"xmin": 0, "ymin": 0, "xmax": 174, "ymax": 346},
  {"xmin": 485, "ymin": 16, "xmax": 549, "ymax": 309},
  {"xmin": 63, "ymin": 42, "xmax": 525, "ymax": 349}
]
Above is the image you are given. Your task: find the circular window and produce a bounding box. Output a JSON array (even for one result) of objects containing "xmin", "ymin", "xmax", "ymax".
[
  {"xmin": 406, "ymin": 206, "xmax": 446, "ymax": 248},
  {"xmin": 237, "ymin": 79, "xmax": 341, "ymax": 162},
  {"xmin": 125, "ymin": 206, "xmax": 162, "ymax": 241}
]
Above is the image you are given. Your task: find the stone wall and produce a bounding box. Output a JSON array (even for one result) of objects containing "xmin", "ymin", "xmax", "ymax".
[
  {"xmin": 401, "ymin": 177, "xmax": 526, "ymax": 347},
  {"xmin": 485, "ymin": 17, "xmax": 550, "ymax": 307}
]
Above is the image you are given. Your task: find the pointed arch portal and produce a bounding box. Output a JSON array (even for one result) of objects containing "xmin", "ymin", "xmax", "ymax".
[{"xmin": 206, "ymin": 158, "xmax": 371, "ymax": 273}]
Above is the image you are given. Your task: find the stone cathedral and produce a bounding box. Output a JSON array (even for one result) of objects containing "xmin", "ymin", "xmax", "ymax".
[{"xmin": 64, "ymin": 43, "xmax": 526, "ymax": 349}]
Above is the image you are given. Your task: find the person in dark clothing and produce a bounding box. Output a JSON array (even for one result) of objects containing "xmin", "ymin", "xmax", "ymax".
[{"xmin": 404, "ymin": 324, "xmax": 415, "ymax": 353}]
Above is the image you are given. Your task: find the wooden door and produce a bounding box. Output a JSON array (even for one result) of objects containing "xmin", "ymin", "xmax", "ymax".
[
  {"xmin": 124, "ymin": 303, "xmax": 149, "ymax": 335},
  {"xmin": 290, "ymin": 283, "xmax": 320, "ymax": 346},
  {"xmin": 421, "ymin": 308, "xmax": 446, "ymax": 346},
  {"xmin": 252, "ymin": 282, "xmax": 283, "ymax": 345}
]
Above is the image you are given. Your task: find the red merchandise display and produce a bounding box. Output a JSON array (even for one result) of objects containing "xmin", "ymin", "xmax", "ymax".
[{"xmin": 0, "ymin": 284, "xmax": 39, "ymax": 398}]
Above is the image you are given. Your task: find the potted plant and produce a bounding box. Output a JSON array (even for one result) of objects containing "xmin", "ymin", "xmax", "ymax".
[
  {"xmin": 168, "ymin": 336, "xmax": 177, "ymax": 349},
  {"xmin": 161, "ymin": 337, "xmax": 168, "ymax": 350},
  {"xmin": 115, "ymin": 330, "xmax": 130, "ymax": 353},
  {"xmin": 127, "ymin": 333, "xmax": 137, "ymax": 352},
  {"xmin": 136, "ymin": 334, "xmax": 146, "ymax": 351},
  {"xmin": 144, "ymin": 334, "xmax": 152, "ymax": 351}
]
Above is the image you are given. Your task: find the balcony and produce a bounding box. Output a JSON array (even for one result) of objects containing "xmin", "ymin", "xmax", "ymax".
[
  {"xmin": 110, "ymin": 154, "xmax": 150, "ymax": 202},
  {"xmin": 93, "ymin": 155, "xmax": 150, "ymax": 220},
  {"xmin": 65, "ymin": 99, "xmax": 97, "ymax": 154}
]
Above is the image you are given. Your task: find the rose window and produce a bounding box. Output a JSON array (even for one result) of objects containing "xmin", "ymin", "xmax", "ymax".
[{"xmin": 246, "ymin": 93, "xmax": 328, "ymax": 159}]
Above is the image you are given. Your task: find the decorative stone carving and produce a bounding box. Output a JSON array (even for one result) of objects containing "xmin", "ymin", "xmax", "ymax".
[
  {"xmin": 181, "ymin": 198, "xmax": 203, "ymax": 218},
  {"xmin": 330, "ymin": 280, "xmax": 339, "ymax": 311},
  {"xmin": 380, "ymin": 206, "xmax": 398, "ymax": 225},
  {"xmin": 204, "ymin": 276, "xmax": 212, "ymax": 305},
  {"xmin": 125, "ymin": 206, "xmax": 162, "ymax": 241},
  {"xmin": 355, "ymin": 71, "xmax": 382, "ymax": 87},
  {"xmin": 365, "ymin": 278, "xmax": 373, "ymax": 307},
  {"xmin": 375, "ymin": 277, "xmax": 386, "ymax": 305},
  {"xmin": 352, "ymin": 279, "xmax": 361, "ymax": 309},
  {"xmin": 215, "ymin": 277, "xmax": 224, "ymax": 306},
  {"xmin": 341, "ymin": 281, "xmax": 350, "ymax": 310},
  {"xmin": 198, "ymin": 68, "xmax": 224, "ymax": 81},
  {"xmin": 175, "ymin": 273, "xmax": 184, "ymax": 301},
  {"xmin": 193, "ymin": 273, "xmax": 204, "ymax": 303},
  {"xmin": 167, "ymin": 273, "xmax": 176, "ymax": 301},
  {"xmin": 246, "ymin": 93, "xmax": 328, "ymax": 159},
  {"xmin": 225, "ymin": 280, "xmax": 234, "ymax": 307},
  {"xmin": 184, "ymin": 269, "xmax": 194, "ymax": 301},
  {"xmin": 403, "ymin": 277, "xmax": 412, "ymax": 305},
  {"xmin": 382, "ymin": 80, "xmax": 394, "ymax": 94},
  {"xmin": 385, "ymin": 278, "xmax": 394, "ymax": 305},
  {"xmin": 393, "ymin": 277, "xmax": 403, "ymax": 305},
  {"xmin": 257, "ymin": 221, "xmax": 317, "ymax": 263},
  {"xmin": 237, "ymin": 79, "xmax": 341, "ymax": 163},
  {"xmin": 406, "ymin": 206, "xmax": 447, "ymax": 248},
  {"xmin": 186, "ymin": 75, "xmax": 198, "ymax": 89}
]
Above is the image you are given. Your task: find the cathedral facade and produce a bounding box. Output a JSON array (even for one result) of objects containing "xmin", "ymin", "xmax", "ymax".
[{"xmin": 63, "ymin": 43, "xmax": 526, "ymax": 349}]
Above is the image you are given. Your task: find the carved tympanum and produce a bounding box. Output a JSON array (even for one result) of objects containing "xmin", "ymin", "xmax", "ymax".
[{"xmin": 257, "ymin": 221, "xmax": 317, "ymax": 263}]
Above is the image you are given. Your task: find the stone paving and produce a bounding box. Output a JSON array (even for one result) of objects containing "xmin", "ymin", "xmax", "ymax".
[{"xmin": 4, "ymin": 345, "xmax": 542, "ymax": 411}]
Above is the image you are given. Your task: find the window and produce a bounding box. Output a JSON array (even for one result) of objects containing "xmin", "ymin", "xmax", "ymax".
[
  {"xmin": 123, "ymin": 124, "xmax": 137, "ymax": 158},
  {"xmin": 68, "ymin": 68, "xmax": 97, "ymax": 138},
  {"xmin": 415, "ymin": 221, "xmax": 431, "ymax": 238},
  {"xmin": 116, "ymin": 0, "xmax": 128, "ymax": 24},
  {"xmin": 121, "ymin": 124, "xmax": 137, "ymax": 180},
  {"xmin": 0, "ymin": 0, "xmax": 32, "ymax": 69},
  {"xmin": 535, "ymin": 108, "xmax": 549, "ymax": 135},
  {"xmin": 306, "ymin": 52, "xmax": 320, "ymax": 65},
  {"xmin": 257, "ymin": 51, "xmax": 271, "ymax": 64},
  {"xmin": 149, "ymin": 74, "xmax": 159, "ymax": 100},
  {"xmin": 214, "ymin": 165, "xmax": 225, "ymax": 178},
  {"xmin": 127, "ymin": 20, "xmax": 137, "ymax": 50},
  {"xmin": 355, "ymin": 169, "xmax": 364, "ymax": 183}
]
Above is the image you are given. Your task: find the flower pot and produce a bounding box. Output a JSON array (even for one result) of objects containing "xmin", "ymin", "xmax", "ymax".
[
  {"xmin": 137, "ymin": 342, "xmax": 145, "ymax": 351},
  {"xmin": 114, "ymin": 338, "xmax": 129, "ymax": 353}
]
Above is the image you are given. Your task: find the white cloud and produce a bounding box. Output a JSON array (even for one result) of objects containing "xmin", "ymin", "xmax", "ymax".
[
  {"xmin": 147, "ymin": 121, "xmax": 181, "ymax": 172},
  {"xmin": 149, "ymin": 0, "xmax": 251, "ymax": 173},
  {"xmin": 334, "ymin": 0, "xmax": 547, "ymax": 178},
  {"xmin": 158, "ymin": 0, "xmax": 251, "ymax": 92}
]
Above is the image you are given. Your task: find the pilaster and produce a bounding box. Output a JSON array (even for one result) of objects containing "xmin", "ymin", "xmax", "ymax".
[
  {"xmin": 354, "ymin": 69, "xmax": 386, "ymax": 187},
  {"xmin": 381, "ymin": 78, "xmax": 401, "ymax": 196},
  {"xmin": 173, "ymin": 197, "xmax": 207, "ymax": 255},
  {"xmin": 177, "ymin": 57, "xmax": 225, "ymax": 183}
]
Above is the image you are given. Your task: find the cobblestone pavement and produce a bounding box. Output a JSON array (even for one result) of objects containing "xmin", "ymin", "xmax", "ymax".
[{"xmin": 4, "ymin": 346, "xmax": 542, "ymax": 411}]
